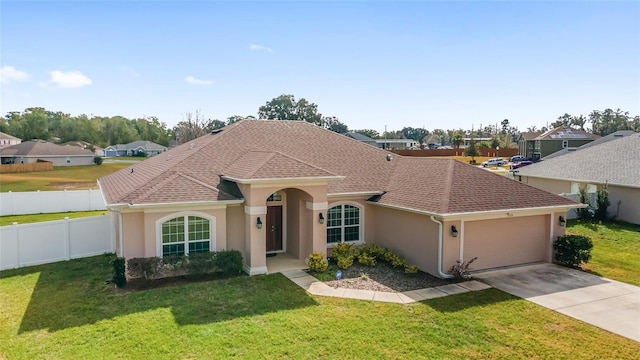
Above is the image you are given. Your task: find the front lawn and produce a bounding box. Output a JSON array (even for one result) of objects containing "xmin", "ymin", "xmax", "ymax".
[
  {"xmin": 1, "ymin": 255, "xmax": 638, "ymax": 359},
  {"xmin": 566, "ymin": 220, "xmax": 640, "ymax": 286}
]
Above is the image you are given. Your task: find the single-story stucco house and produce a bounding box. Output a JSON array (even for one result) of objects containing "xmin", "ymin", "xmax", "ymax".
[
  {"xmin": 0, "ymin": 140, "xmax": 95, "ymax": 166},
  {"xmin": 0, "ymin": 131, "xmax": 22, "ymax": 149},
  {"xmin": 98, "ymin": 120, "xmax": 581, "ymax": 277},
  {"xmin": 514, "ymin": 132, "xmax": 640, "ymax": 225}
]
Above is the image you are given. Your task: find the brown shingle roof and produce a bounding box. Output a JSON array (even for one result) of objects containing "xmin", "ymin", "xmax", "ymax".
[
  {"xmin": 0, "ymin": 140, "xmax": 94, "ymax": 156},
  {"xmin": 99, "ymin": 120, "xmax": 577, "ymax": 214}
]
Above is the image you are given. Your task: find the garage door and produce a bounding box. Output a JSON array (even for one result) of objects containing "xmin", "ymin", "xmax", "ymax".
[{"xmin": 464, "ymin": 215, "xmax": 547, "ymax": 271}]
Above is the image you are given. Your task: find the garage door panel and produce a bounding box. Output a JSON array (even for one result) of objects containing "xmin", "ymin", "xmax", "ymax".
[{"xmin": 465, "ymin": 216, "xmax": 546, "ymax": 271}]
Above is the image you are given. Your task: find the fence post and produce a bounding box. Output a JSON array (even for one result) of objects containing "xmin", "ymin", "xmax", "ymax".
[{"xmin": 64, "ymin": 217, "xmax": 71, "ymax": 260}]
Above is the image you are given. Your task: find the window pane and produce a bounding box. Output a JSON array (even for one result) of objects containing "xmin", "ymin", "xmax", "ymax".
[
  {"xmin": 189, "ymin": 241, "xmax": 210, "ymax": 253},
  {"xmin": 188, "ymin": 216, "xmax": 210, "ymax": 242},
  {"xmin": 344, "ymin": 205, "xmax": 360, "ymax": 226},
  {"xmin": 344, "ymin": 226, "xmax": 360, "ymax": 242},
  {"xmin": 327, "ymin": 206, "xmax": 342, "ymax": 227},
  {"xmin": 162, "ymin": 217, "xmax": 185, "ymax": 244},
  {"xmin": 327, "ymin": 228, "xmax": 342, "ymax": 243},
  {"xmin": 163, "ymin": 243, "xmax": 184, "ymax": 256}
]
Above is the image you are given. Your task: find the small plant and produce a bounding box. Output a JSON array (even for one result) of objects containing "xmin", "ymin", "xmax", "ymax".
[
  {"xmin": 595, "ymin": 184, "xmax": 610, "ymax": 222},
  {"xmin": 359, "ymin": 272, "xmax": 369, "ymax": 280},
  {"xmin": 357, "ymin": 252, "xmax": 376, "ymax": 267},
  {"xmin": 554, "ymin": 235, "xmax": 593, "ymax": 268},
  {"xmin": 93, "ymin": 156, "xmax": 103, "ymax": 165},
  {"xmin": 359, "ymin": 244, "xmax": 386, "ymax": 258},
  {"xmin": 448, "ymin": 257, "xmax": 478, "ymax": 280},
  {"xmin": 331, "ymin": 242, "xmax": 356, "ymax": 258},
  {"xmin": 110, "ymin": 256, "xmax": 127, "ymax": 287},
  {"xmin": 306, "ymin": 251, "xmax": 328, "ymax": 273},
  {"xmin": 383, "ymin": 250, "xmax": 407, "ymax": 268},
  {"xmin": 404, "ymin": 265, "xmax": 419, "ymax": 274},
  {"xmin": 336, "ymin": 255, "xmax": 354, "ymax": 270},
  {"xmin": 576, "ymin": 185, "xmax": 593, "ymax": 221}
]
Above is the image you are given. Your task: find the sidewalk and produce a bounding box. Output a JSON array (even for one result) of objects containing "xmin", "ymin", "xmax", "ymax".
[{"xmin": 281, "ymin": 269, "xmax": 491, "ymax": 304}]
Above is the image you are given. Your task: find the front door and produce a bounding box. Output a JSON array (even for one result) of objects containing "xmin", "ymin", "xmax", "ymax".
[{"xmin": 266, "ymin": 206, "xmax": 283, "ymax": 252}]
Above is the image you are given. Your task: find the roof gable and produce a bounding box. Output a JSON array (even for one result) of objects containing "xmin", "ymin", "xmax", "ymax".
[{"xmin": 223, "ymin": 151, "xmax": 340, "ymax": 181}]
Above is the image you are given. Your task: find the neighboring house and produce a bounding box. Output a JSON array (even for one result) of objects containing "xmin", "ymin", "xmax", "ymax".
[
  {"xmin": 517, "ymin": 131, "xmax": 543, "ymax": 158},
  {"xmin": 463, "ymin": 137, "xmax": 492, "ymax": 147},
  {"xmin": 543, "ymin": 130, "xmax": 636, "ymax": 160},
  {"xmin": 519, "ymin": 127, "xmax": 599, "ymax": 161},
  {"xmin": 99, "ymin": 120, "xmax": 580, "ymax": 277},
  {"xmin": 375, "ymin": 138, "xmax": 418, "ymax": 150},
  {"xmin": 103, "ymin": 140, "xmax": 167, "ymax": 157},
  {"xmin": 0, "ymin": 140, "xmax": 95, "ymax": 166},
  {"xmin": 0, "ymin": 132, "xmax": 21, "ymax": 149},
  {"xmin": 344, "ymin": 132, "xmax": 377, "ymax": 147},
  {"xmin": 515, "ymin": 133, "xmax": 640, "ymax": 224}
]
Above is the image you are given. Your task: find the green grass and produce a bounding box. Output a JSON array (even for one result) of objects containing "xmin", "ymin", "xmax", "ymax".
[
  {"xmin": 0, "ymin": 163, "xmax": 130, "ymax": 192},
  {"xmin": 566, "ymin": 220, "xmax": 640, "ymax": 286},
  {"xmin": 0, "ymin": 211, "xmax": 108, "ymax": 226},
  {"xmin": 1, "ymin": 255, "xmax": 638, "ymax": 359},
  {"xmin": 103, "ymin": 156, "xmax": 146, "ymax": 161}
]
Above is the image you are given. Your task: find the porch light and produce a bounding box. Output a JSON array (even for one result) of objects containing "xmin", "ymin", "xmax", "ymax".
[
  {"xmin": 256, "ymin": 217, "xmax": 262, "ymax": 229},
  {"xmin": 451, "ymin": 225, "xmax": 458, "ymax": 237},
  {"xmin": 319, "ymin": 212, "xmax": 325, "ymax": 224},
  {"xmin": 559, "ymin": 216, "xmax": 566, "ymax": 227}
]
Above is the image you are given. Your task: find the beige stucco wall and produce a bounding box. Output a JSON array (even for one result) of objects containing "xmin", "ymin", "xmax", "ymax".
[
  {"xmin": 371, "ymin": 206, "xmax": 440, "ymax": 276},
  {"xmin": 121, "ymin": 212, "xmax": 145, "ymax": 259},
  {"xmin": 226, "ymin": 204, "xmax": 245, "ymax": 254},
  {"xmin": 519, "ymin": 176, "xmax": 571, "ymax": 195},
  {"xmin": 459, "ymin": 215, "xmax": 547, "ymax": 271}
]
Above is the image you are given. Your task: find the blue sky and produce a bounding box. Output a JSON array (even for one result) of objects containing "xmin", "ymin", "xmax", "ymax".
[{"xmin": 1, "ymin": 1, "xmax": 639, "ymax": 133}]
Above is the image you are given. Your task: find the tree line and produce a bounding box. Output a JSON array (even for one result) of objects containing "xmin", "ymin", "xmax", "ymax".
[{"xmin": 2, "ymin": 96, "xmax": 637, "ymax": 149}]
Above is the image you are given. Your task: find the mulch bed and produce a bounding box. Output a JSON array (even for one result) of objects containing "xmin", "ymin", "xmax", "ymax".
[
  {"xmin": 317, "ymin": 262, "xmax": 456, "ymax": 293},
  {"xmin": 111, "ymin": 272, "xmax": 243, "ymax": 293}
]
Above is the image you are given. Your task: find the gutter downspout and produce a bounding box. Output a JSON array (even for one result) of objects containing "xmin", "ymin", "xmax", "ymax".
[{"xmin": 430, "ymin": 216, "xmax": 453, "ymax": 279}]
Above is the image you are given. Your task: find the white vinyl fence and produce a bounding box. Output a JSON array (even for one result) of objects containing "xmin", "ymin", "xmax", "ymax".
[
  {"xmin": 0, "ymin": 189, "xmax": 107, "ymax": 216},
  {"xmin": 0, "ymin": 215, "xmax": 114, "ymax": 270}
]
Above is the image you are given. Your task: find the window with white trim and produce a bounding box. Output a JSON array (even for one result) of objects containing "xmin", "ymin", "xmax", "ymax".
[
  {"xmin": 161, "ymin": 216, "xmax": 211, "ymax": 256},
  {"xmin": 327, "ymin": 204, "xmax": 361, "ymax": 244}
]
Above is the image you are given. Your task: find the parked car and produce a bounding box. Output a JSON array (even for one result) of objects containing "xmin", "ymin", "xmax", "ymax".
[
  {"xmin": 481, "ymin": 158, "xmax": 507, "ymax": 167},
  {"xmin": 511, "ymin": 160, "xmax": 533, "ymax": 170},
  {"xmin": 510, "ymin": 155, "xmax": 528, "ymax": 163}
]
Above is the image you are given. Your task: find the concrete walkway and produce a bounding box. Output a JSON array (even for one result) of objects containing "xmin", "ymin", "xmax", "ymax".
[
  {"xmin": 475, "ymin": 263, "xmax": 640, "ymax": 342},
  {"xmin": 281, "ymin": 269, "xmax": 492, "ymax": 304}
]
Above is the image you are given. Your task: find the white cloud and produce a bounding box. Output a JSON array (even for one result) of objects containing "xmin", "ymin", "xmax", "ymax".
[
  {"xmin": 249, "ymin": 43, "xmax": 274, "ymax": 53},
  {"xmin": 50, "ymin": 70, "xmax": 92, "ymax": 88},
  {"xmin": 185, "ymin": 76, "xmax": 213, "ymax": 85},
  {"xmin": 0, "ymin": 66, "xmax": 30, "ymax": 83}
]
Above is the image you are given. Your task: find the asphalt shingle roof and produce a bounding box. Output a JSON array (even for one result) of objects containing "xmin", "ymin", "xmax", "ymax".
[
  {"xmin": 517, "ymin": 133, "xmax": 640, "ymax": 188},
  {"xmin": 99, "ymin": 120, "xmax": 577, "ymax": 214},
  {"xmin": 0, "ymin": 140, "xmax": 94, "ymax": 156},
  {"xmin": 543, "ymin": 130, "xmax": 637, "ymax": 160}
]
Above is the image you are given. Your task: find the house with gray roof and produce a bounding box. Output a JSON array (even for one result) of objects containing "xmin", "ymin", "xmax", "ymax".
[
  {"xmin": 0, "ymin": 132, "xmax": 21, "ymax": 149},
  {"xmin": 344, "ymin": 132, "xmax": 377, "ymax": 147},
  {"xmin": 515, "ymin": 133, "xmax": 640, "ymax": 224},
  {"xmin": 543, "ymin": 130, "xmax": 636, "ymax": 160},
  {"xmin": 99, "ymin": 120, "xmax": 580, "ymax": 278},
  {"xmin": 103, "ymin": 140, "xmax": 167, "ymax": 157},
  {"xmin": 0, "ymin": 140, "xmax": 94, "ymax": 166}
]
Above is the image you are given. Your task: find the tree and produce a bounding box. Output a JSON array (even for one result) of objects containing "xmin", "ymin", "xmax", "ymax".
[
  {"xmin": 258, "ymin": 94, "xmax": 322, "ymax": 125},
  {"xmin": 526, "ymin": 126, "xmax": 538, "ymax": 132},
  {"xmin": 322, "ymin": 116, "xmax": 348, "ymax": 133},
  {"xmin": 353, "ymin": 129, "xmax": 380, "ymax": 139},
  {"xmin": 400, "ymin": 127, "xmax": 429, "ymax": 147},
  {"xmin": 226, "ymin": 115, "xmax": 255, "ymax": 125},
  {"xmin": 173, "ymin": 110, "xmax": 209, "ymax": 144},
  {"xmin": 551, "ymin": 113, "xmax": 573, "ymax": 128},
  {"xmin": 463, "ymin": 138, "xmax": 479, "ymax": 163},
  {"xmin": 451, "ymin": 132, "xmax": 464, "ymax": 148},
  {"xmin": 590, "ymin": 108, "xmax": 633, "ymax": 136},
  {"xmin": 500, "ymin": 119, "xmax": 510, "ymax": 134}
]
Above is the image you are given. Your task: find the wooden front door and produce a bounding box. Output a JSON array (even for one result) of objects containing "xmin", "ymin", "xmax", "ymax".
[{"xmin": 266, "ymin": 206, "xmax": 283, "ymax": 252}]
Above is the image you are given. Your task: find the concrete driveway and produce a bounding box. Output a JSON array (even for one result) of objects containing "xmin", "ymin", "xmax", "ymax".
[{"xmin": 475, "ymin": 263, "xmax": 640, "ymax": 342}]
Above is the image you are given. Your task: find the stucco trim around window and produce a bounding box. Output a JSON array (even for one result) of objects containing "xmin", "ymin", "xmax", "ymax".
[
  {"xmin": 155, "ymin": 211, "xmax": 216, "ymax": 257},
  {"xmin": 326, "ymin": 201, "xmax": 364, "ymax": 246}
]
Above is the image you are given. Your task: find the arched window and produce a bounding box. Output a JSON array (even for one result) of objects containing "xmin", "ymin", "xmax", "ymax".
[
  {"xmin": 161, "ymin": 215, "xmax": 211, "ymax": 256},
  {"xmin": 327, "ymin": 203, "xmax": 362, "ymax": 244}
]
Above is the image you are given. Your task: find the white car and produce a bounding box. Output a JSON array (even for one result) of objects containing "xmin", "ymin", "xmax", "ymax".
[{"xmin": 481, "ymin": 158, "xmax": 506, "ymax": 167}]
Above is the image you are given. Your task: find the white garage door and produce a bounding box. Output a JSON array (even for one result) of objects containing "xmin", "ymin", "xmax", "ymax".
[{"xmin": 464, "ymin": 215, "xmax": 547, "ymax": 271}]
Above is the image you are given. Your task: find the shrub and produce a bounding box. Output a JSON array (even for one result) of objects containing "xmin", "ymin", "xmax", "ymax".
[
  {"xmin": 93, "ymin": 156, "xmax": 103, "ymax": 165},
  {"xmin": 404, "ymin": 265, "xmax": 419, "ymax": 274},
  {"xmin": 595, "ymin": 184, "xmax": 610, "ymax": 221},
  {"xmin": 554, "ymin": 235, "xmax": 593, "ymax": 268},
  {"xmin": 336, "ymin": 255, "xmax": 354, "ymax": 270},
  {"xmin": 215, "ymin": 250, "xmax": 243, "ymax": 274},
  {"xmin": 357, "ymin": 252, "xmax": 376, "ymax": 267},
  {"xmin": 187, "ymin": 252, "xmax": 216, "ymax": 275},
  {"xmin": 306, "ymin": 251, "xmax": 328, "ymax": 272},
  {"xmin": 448, "ymin": 257, "xmax": 478, "ymax": 280},
  {"xmin": 382, "ymin": 250, "xmax": 408, "ymax": 268},
  {"xmin": 576, "ymin": 185, "xmax": 593, "ymax": 221},
  {"xmin": 110, "ymin": 256, "xmax": 127, "ymax": 287},
  {"xmin": 127, "ymin": 257, "xmax": 163, "ymax": 280},
  {"xmin": 331, "ymin": 242, "xmax": 357, "ymax": 258},
  {"xmin": 359, "ymin": 244, "xmax": 386, "ymax": 259}
]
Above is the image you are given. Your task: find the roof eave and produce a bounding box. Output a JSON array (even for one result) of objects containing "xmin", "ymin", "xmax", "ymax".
[
  {"xmin": 516, "ymin": 172, "xmax": 640, "ymax": 190},
  {"xmin": 106, "ymin": 199, "xmax": 245, "ymax": 212},
  {"xmin": 221, "ymin": 175, "xmax": 345, "ymax": 185}
]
